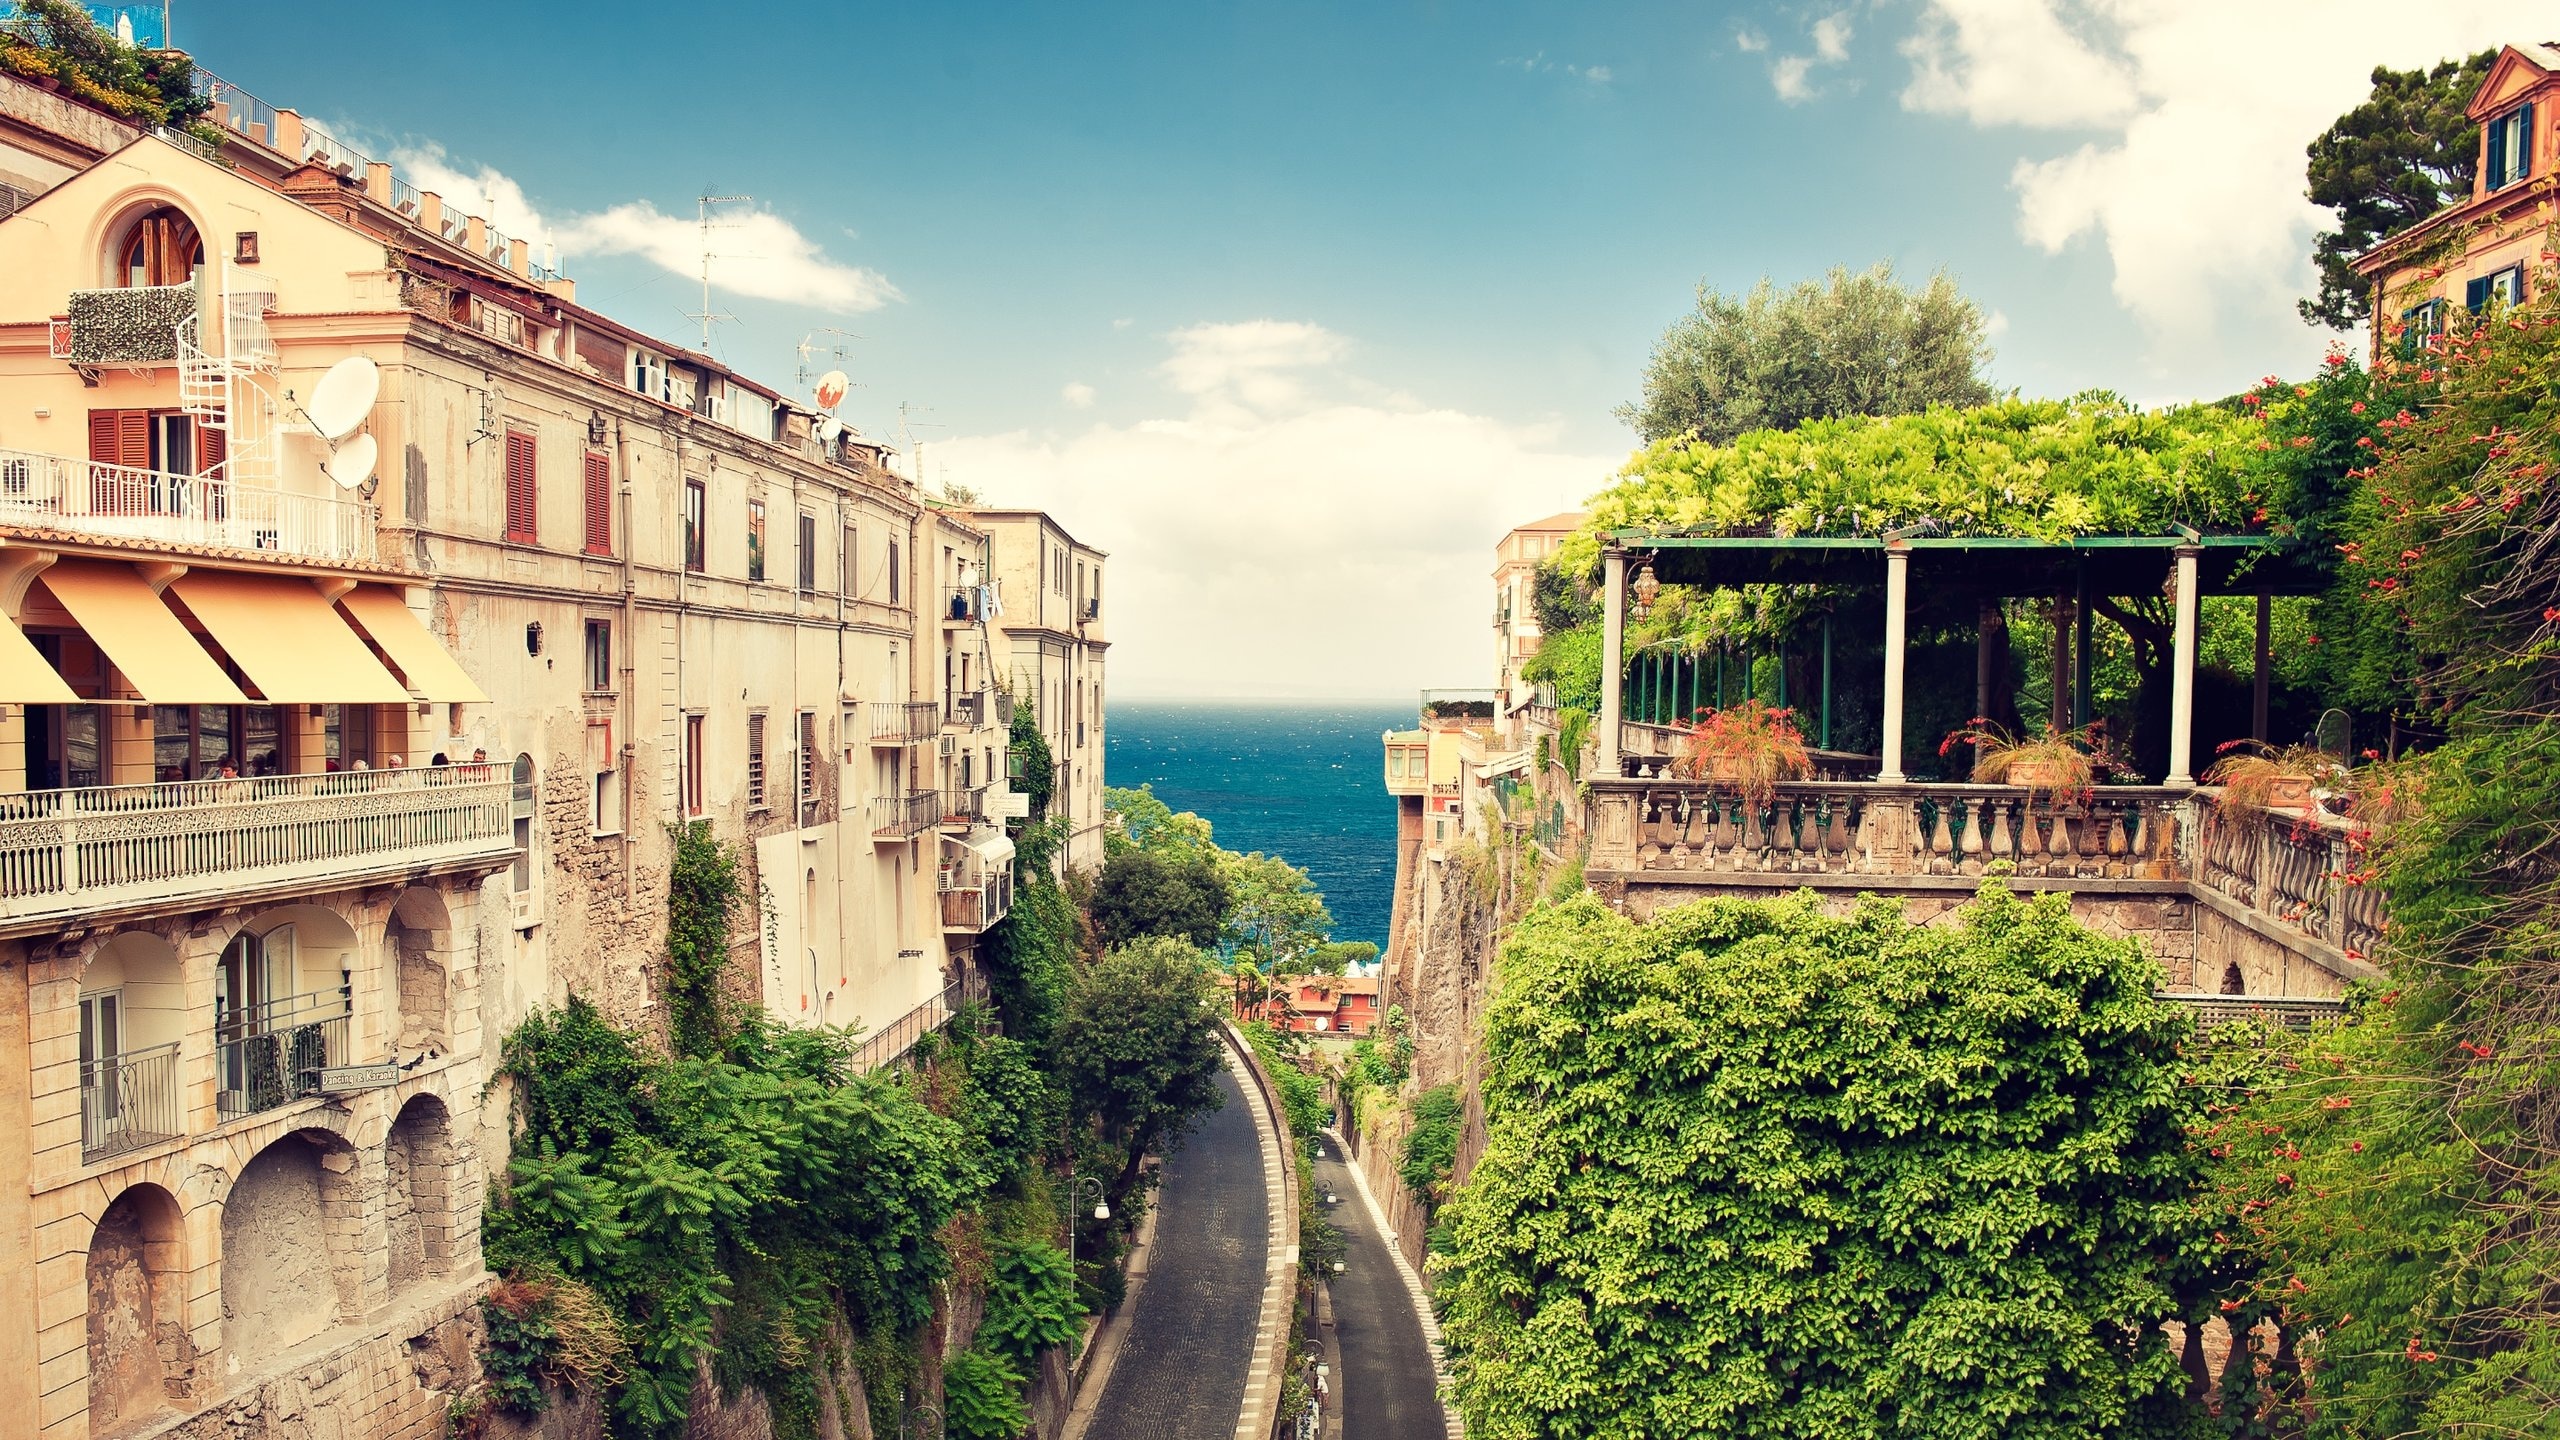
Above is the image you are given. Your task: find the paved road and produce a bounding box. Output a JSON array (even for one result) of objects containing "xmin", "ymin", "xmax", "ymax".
[
  {"xmin": 1311, "ymin": 1133, "xmax": 1446, "ymax": 1439},
  {"xmin": 1086, "ymin": 1065, "xmax": 1270, "ymax": 1440}
]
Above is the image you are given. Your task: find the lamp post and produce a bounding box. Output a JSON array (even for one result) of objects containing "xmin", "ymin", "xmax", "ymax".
[
  {"xmin": 1064, "ymin": 1172, "xmax": 1110, "ymax": 1277},
  {"xmin": 901, "ymin": 1402, "xmax": 942, "ymax": 1439}
]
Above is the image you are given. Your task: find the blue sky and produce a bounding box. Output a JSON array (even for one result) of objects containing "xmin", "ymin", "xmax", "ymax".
[{"xmin": 199, "ymin": 1, "xmax": 2514, "ymax": 697}]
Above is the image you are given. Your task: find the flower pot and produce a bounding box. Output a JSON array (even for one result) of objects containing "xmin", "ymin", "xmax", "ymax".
[
  {"xmin": 2004, "ymin": 758, "xmax": 2070, "ymax": 789},
  {"xmin": 2264, "ymin": 776, "xmax": 2315, "ymax": 810}
]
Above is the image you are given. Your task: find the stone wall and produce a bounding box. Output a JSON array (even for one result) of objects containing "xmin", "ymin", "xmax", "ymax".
[{"xmin": 151, "ymin": 1282, "xmax": 484, "ymax": 1440}]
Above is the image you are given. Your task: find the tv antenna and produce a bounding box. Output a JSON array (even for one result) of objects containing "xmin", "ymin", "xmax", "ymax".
[
  {"xmin": 897, "ymin": 401, "xmax": 942, "ymax": 490},
  {"xmin": 685, "ymin": 191, "xmax": 752, "ymax": 351},
  {"xmin": 796, "ymin": 328, "xmax": 862, "ymax": 392}
]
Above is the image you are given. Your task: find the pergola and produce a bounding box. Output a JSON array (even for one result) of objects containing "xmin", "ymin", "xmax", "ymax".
[{"xmin": 1595, "ymin": 529, "xmax": 2329, "ymax": 786}]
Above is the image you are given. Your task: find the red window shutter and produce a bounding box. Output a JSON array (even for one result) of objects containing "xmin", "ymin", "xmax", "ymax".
[
  {"xmin": 583, "ymin": 450, "xmax": 612, "ymax": 556},
  {"xmin": 119, "ymin": 412, "xmax": 150, "ymax": 469},
  {"xmin": 504, "ymin": 430, "xmax": 537, "ymax": 543},
  {"xmin": 88, "ymin": 411, "xmax": 121, "ymax": 464},
  {"xmin": 196, "ymin": 420, "xmax": 227, "ymax": 476}
]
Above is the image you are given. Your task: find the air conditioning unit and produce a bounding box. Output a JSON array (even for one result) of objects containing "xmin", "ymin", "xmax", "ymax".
[{"xmin": 937, "ymin": 734, "xmax": 956, "ymax": 758}]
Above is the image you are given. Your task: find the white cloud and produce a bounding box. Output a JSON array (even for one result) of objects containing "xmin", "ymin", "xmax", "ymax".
[
  {"xmin": 1736, "ymin": 28, "xmax": 1769, "ymax": 53},
  {"xmin": 562, "ymin": 202, "xmax": 899, "ymax": 312},
  {"xmin": 1769, "ymin": 12, "xmax": 1855, "ymax": 102},
  {"xmin": 1897, "ymin": 0, "xmax": 2511, "ymax": 369},
  {"xmin": 1061, "ymin": 382, "xmax": 1096, "ymax": 408},
  {"xmin": 384, "ymin": 142, "xmax": 895, "ymax": 314},
  {"xmin": 1570, "ymin": 63, "xmax": 1615, "ymax": 84},
  {"xmin": 939, "ymin": 325, "xmax": 1612, "ymax": 699}
]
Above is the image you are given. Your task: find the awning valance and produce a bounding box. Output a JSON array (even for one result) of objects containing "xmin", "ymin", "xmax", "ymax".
[
  {"xmin": 0, "ymin": 611, "xmax": 76, "ymax": 704},
  {"xmin": 168, "ymin": 572, "xmax": 412, "ymax": 704},
  {"xmin": 38, "ymin": 560, "xmax": 246, "ymax": 704},
  {"xmin": 336, "ymin": 585, "xmax": 487, "ymax": 704}
]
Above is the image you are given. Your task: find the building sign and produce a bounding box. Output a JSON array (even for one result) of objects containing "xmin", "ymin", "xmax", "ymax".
[
  {"xmin": 986, "ymin": 788, "xmax": 1031, "ymax": 819},
  {"xmin": 318, "ymin": 1063, "xmax": 402, "ymax": 1093}
]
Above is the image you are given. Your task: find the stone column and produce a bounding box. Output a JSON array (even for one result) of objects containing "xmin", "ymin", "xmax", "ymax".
[
  {"xmin": 1598, "ymin": 547, "xmax": 1626, "ymax": 778},
  {"xmin": 2166, "ymin": 544, "xmax": 2202, "ymax": 786},
  {"xmin": 1879, "ymin": 544, "xmax": 1911, "ymax": 784}
]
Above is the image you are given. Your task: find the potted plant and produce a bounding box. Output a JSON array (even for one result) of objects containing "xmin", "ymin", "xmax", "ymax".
[
  {"xmin": 1673, "ymin": 700, "xmax": 1811, "ymax": 809},
  {"xmin": 2203, "ymin": 740, "xmax": 2345, "ymax": 814},
  {"xmin": 1938, "ymin": 719, "xmax": 2133, "ymax": 806}
]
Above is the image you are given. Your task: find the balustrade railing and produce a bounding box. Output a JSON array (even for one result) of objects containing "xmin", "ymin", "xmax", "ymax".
[
  {"xmin": 869, "ymin": 789, "xmax": 938, "ymax": 839},
  {"xmin": 0, "ymin": 766, "xmax": 513, "ymax": 923},
  {"xmin": 80, "ymin": 1041, "xmax": 180, "ymax": 1162},
  {"xmin": 2159, "ymin": 993, "xmax": 2349, "ymax": 1031},
  {"xmin": 2194, "ymin": 794, "xmax": 2384, "ymax": 964},
  {"xmin": 1615, "ymin": 719, "xmax": 1879, "ymax": 781},
  {"xmin": 939, "ymin": 863, "xmax": 1015, "ymax": 933},
  {"xmin": 216, "ymin": 989, "xmax": 349, "ymax": 1121},
  {"xmin": 0, "ymin": 447, "xmax": 378, "ymax": 561},
  {"xmin": 1595, "ymin": 778, "xmax": 2185, "ymax": 881},
  {"xmin": 869, "ymin": 700, "xmax": 941, "ymax": 744}
]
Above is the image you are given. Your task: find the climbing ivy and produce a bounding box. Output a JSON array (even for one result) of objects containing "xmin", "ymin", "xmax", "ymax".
[
  {"xmin": 1398, "ymin": 1084, "xmax": 1461, "ymax": 1211},
  {"xmin": 1436, "ymin": 886, "xmax": 2225, "ymax": 1440},
  {"xmin": 664, "ymin": 821, "xmax": 745, "ymax": 1060}
]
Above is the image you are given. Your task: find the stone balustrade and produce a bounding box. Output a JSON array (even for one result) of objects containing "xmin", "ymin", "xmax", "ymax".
[{"xmin": 2193, "ymin": 792, "xmax": 2385, "ymax": 971}]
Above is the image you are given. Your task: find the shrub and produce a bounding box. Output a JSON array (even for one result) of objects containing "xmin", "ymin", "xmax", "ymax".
[
  {"xmin": 941, "ymin": 1346, "xmax": 1028, "ymax": 1440},
  {"xmin": 978, "ymin": 1240, "xmax": 1080, "ymax": 1363},
  {"xmin": 1399, "ymin": 1084, "xmax": 1461, "ymax": 1208}
]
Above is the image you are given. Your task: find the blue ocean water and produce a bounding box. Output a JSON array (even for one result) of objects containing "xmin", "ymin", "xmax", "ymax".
[{"xmin": 1105, "ymin": 700, "xmax": 1409, "ymax": 954}]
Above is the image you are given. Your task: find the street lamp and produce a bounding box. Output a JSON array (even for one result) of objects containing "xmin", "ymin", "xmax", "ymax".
[
  {"xmin": 901, "ymin": 1403, "xmax": 942, "ymax": 1439},
  {"xmin": 1064, "ymin": 1172, "xmax": 1109, "ymax": 1275}
]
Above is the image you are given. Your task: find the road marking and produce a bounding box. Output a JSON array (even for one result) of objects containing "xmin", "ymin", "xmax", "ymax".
[{"xmin": 1326, "ymin": 1126, "xmax": 1465, "ymax": 1439}]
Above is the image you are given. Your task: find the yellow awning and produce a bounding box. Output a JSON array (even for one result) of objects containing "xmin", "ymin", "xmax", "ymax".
[
  {"xmin": 168, "ymin": 572, "xmax": 412, "ymax": 704},
  {"xmin": 0, "ymin": 611, "xmax": 75, "ymax": 704},
  {"xmin": 336, "ymin": 585, "xmax": 487, "ymax": 704},
  {"xmin": 38, "ymin": 560, "xmax": 245, "ymax": 704}
]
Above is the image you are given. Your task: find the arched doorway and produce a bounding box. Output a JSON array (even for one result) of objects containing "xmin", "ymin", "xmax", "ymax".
[
  {"xmin": 110, "ymin": 205, "xmax": 202, "ymax": 288},
  {"xmin": 86, "ymin": 1184, "xmax": 188, "ymax": 1434},
  {"xmin": 221, "ymin": 1130, "xmax": 361, "ymax": 1364}
]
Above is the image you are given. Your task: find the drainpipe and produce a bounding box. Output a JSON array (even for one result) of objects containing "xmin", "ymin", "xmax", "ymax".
[{"xmin": 617, "ymin": 418, "xmax": 637, "ymax": 900}]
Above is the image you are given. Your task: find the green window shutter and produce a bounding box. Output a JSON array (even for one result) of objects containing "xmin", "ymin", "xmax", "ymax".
[
  {"xmin": 2489, "ymin": 114, "xmax": 2509, "ymax": 188},
  {"xmin": 2467, "ymin": 276, "xmax": 2492, "ymax": 313},
  {"xmin": 2523, "ymin": 103, "xmax": 2539, "ymax": 178}
]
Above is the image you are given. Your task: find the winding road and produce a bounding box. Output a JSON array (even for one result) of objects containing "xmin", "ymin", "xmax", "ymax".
[
  {"xmin": 1083, "ymin": 1065, "xmax": 1271, "ymax": 1440},
  {"xmin": 1311, "ymin": 1132, "xmax": 1450, "ymax": 1439}
]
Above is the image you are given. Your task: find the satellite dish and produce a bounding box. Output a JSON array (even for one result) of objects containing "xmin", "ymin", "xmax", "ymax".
[
  {"xmin": 325, "ymin": 433, "xmax": 378, "ymax": 490},
  {"xmin": 814, "ymin": 371, "xmax": 849, "ymax": 410},
  {"xmin": 305, "ymin": 356, "xmax": 381, "ymax": 443},
  {"xmin": 816, "ymin": 417, "xmax": 845, "ymax": 446}
]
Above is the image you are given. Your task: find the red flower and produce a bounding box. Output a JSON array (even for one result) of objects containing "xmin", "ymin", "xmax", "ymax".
[
  {"xmin": 2351, "ymin": 1141, "xmax": 2364, "ymax": 1153},
  {"xmin": 2349, "ymin": 400, "xmax": 2366, "ymax": 413}
]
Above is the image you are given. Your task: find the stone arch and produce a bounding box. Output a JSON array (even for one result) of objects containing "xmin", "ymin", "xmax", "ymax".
[
  {"xmin": 220, "ymin": 1129, "xmax": 364, "ymax": 1365},
  {"xmin": 86, "ymin": 1183, "xmax": 190, "ymax": 1435},
  {"xmin": 2220, "ymin": 961, "xmax": 2246, "ymax": 996},
  {"xmin": 213, "ymin": 905, "xmax": 361, "ymax": 1121},
  {"xmin": 77, "ymin": 932, "xmax": 187, "ymax": 1158},
  {"xmin": 88, "ymin": 190, "xmax": 204, "ymax": 289},
  {"xmin": 385, "ymin": 1092, "xmax": 456, "ymax": 1293},
  {"xmin": 389, "ymin": 888, "xmax": 453, "ymax": 1053}
]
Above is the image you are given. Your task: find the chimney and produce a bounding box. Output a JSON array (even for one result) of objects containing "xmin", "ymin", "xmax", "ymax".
[
  {"xmin": 419, "ymin": 190, "xmax": 443, "ymax": 235},
  {"xmin": 507, "ymin": 237, "xmax": 529, "ymax": 278},
  {"xmin": 273, "ymin": 108, "xmax": 305, "ymax": 160},
  {"xmin": 364, "ymin": 162, "xmax": 392, "ymax": 204}
]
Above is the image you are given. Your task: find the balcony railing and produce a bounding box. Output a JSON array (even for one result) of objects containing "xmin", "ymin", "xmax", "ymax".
[
  {"xmin": 852, "ymin": 971, "xmax": 990, "ymax": 1075},
  {"xmin": 2159, "ymin": 993, "xmax": 2349, "ymax": 1032},
  {"xmin": 80, "ymin": 1041, "xmax": 180, "ymax": 1162},
  {"xmin": 0, "ymin": 448, "xmax": 380, "ymax": 562},
  {"xmin": 216, "ymin": 989, "xmax": 349, "ymax": 1121},
  {"xmin": 940, "ymin": 862, "xmax": 1015, "ymax": 935},
  {"xmin": 62, "ymin": 284, "xmax": 196, "ymax": 365},
  {"xmin": 0, "ymin": 766, "xmax": 514, "ymax": 930},
  {"xmin": 2195, "ymin": 795, "xmax": 2385, "ymax": 965},
  {"xmin": 946, "ymin": 690, "xmax": 1011, "ymax": 731},
  {"xmin": 939, "ymin": 786, "xmax": 987, "ymax": 827},
  {"xmin": 870, "ymin": 789, "xmax": 938, "ymax": 839},
  {"xmin": 942, "ymin": 586, "xmax": 982, "ymax": 623},
  {"xmin": 870, "ymin": 700, "xmax": 941, "ymax": 746}
]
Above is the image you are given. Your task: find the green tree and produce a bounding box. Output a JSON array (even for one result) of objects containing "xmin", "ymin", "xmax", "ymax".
[
  {"xmin": 1090, "ymin": 847, "xmax": 1231, "ymax": 950},
  {"xmin": 1437, "ymin": 887, "xmax": 2221, "ymax": 1440},
  {"xmin": 2300, "ymin": 51, "xmax": 2496, "ymax": 331},
  {"xmin": 1620, "ymin": 263, "xmax": 1996, "ymax": 446},
  {"xmin": 1053, "ymin": 936, "xmax": 1228, "ymax": 1208},
  {"xmin": 1008, "ymin": 695, "xmax": 1055, "ymax": 822},
  {"xmin": 1104, "ymin": 782, "xmax": 1216, "ymax": 857},
  {"xmin": 1220, "ymin": 850, "xmax": 1334, "ymax": 973},
  {"xmin": 1307, "ymin": 940, "xmax": 1377, "ymax": 976}
]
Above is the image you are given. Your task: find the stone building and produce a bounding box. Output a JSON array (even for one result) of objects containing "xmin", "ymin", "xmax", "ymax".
[
  {"xmin": 965, "ymin": 509, "xmax": 1109, "ymax": 871},
  {"xmin": 0, "ymin": 56, "xmax": 1015, "ymax": 1440}
]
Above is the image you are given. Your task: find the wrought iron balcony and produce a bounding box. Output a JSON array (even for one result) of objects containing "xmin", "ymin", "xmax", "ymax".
[
  {"xmin": 942, "ymin": 586, "xmax": 983, "ymax": 623},
  {"xmin": 869, "ymin": 789, "xmax": 938, "ymax": 839},
  {"xmin": 215, "ymin": 989, "xmax": 349, "ymax": 1121},
  {"xmin": 946, "ymin": 690, "xmax": 1012, "ymax": 731},
  {"xmin": 80, "ymin": 1041, "xmax": 181, "ymax": 1162},
  {"xmin": 850, "ymin": 972, "xmax": 989, "ymax": 1074},
  {"xmin": 0, "ymin": 447, "xmax": 379, "ymax": 562},
  {"xmin": 869, "ymin": 700, "xmax": 942, "ymax": 746},
  {"xmin": 939, "ymin": 860, "xmax": 1015, "ymax": 935},
  {"xmin": 939, "ymin": 786, "xmax": 987, "ymax": 827},
  {"xmin": 0, "ymin": 766, "xmax": 515, "ymax": 933}
]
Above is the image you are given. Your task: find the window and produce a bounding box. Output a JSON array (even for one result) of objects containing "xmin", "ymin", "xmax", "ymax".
[
  {"xmin": 888, "ymin": 539, "xmax": 902, "ymax": 605},
  {"xmin": 747, "ymin": 499, "xmax": 767, "ymax": 582},
  {"xmin": 798, "ymin": 711, "xmax": 817, "ymax": 815},
  {"xmin": 87, "ymin": 409, "xmax": 223, "ymax": 480},
  {"xmin": 583, "ymin": 620, "xmax": 612, "ymax": 694},
  {"xmin": 746, "ymin": 712, "xmax": 768, "ymax": 811},
  {"xmin": 582, "ymin": 450, "xmax": 612, "ymax": 556},
  {"xmin": 510, "ymin": 754, "xmax": 536, "ymax": 893},
  {"xmin": 114, "ymin": 205, "xmax": 202, "ymax": 288},
  {"xmin": 682, "ymin": 713, "xmax": 704, "ymax": 817},
  {"xmin": 503, "ymin": 429, "xmax": 538, "ymax": 544},
  {"xmin": 2487, "ymin": 102, "xmax": 2536, "ymax": 191},
  {"xmin": 629, "ymin": 349, "xmax": 668, "ymax": 402},
  {"xmin": 2398, "ymin": 298, "xmax": 2449, "ymax": 356},
  {"xmin": 840, "ymin": 523, "xmax": 857, "ymax": 595},
  {"xmin": 798, "ymin": 511, "xmax": 818, "ymax": 591},
  {"xmin": 2467, "ymin": 265, "xmax": 2526, "ymax": 314},
  {"xmin": 683, "ymin": 479, "xmax": 706, "ymax": 572}
]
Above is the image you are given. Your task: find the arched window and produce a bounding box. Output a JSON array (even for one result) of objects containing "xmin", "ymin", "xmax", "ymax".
[{"xmin": 114, "ymin": 206, "xmax": 202, "ymax": 288}]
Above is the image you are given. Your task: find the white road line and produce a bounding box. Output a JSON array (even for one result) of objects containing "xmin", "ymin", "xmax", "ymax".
[{"xmin": 1325, "ymin": 1126, "xmax": 1465, "ymax": 1439}]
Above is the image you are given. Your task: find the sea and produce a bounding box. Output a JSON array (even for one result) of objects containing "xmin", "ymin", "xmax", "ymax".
[{"xmin": 1105, "ymin": 700, "xmax": 1410, "ymax": 955}]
